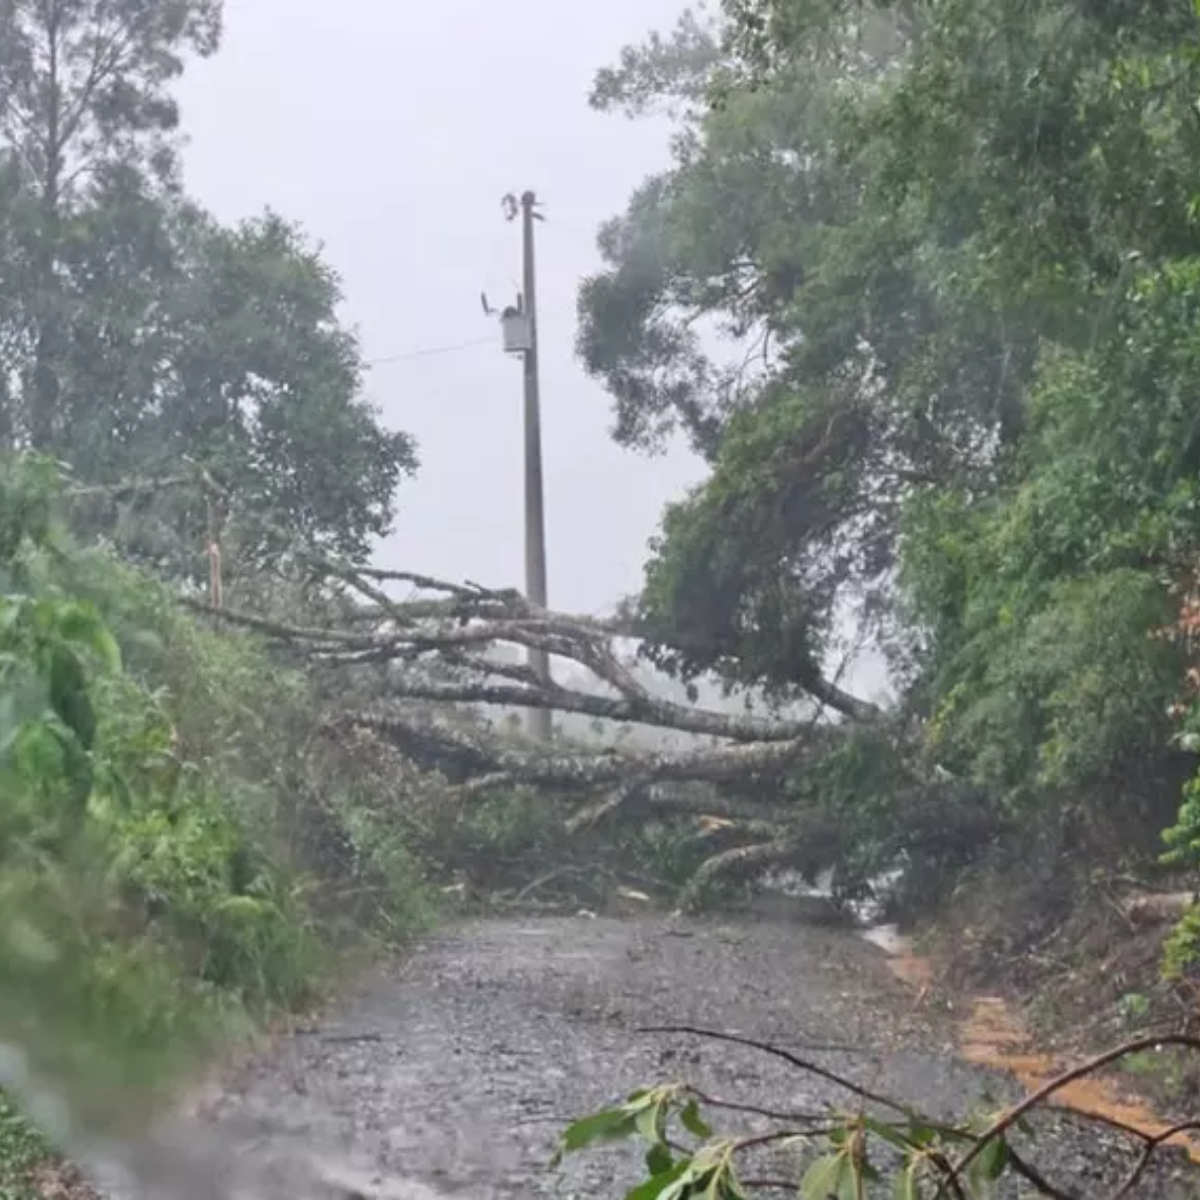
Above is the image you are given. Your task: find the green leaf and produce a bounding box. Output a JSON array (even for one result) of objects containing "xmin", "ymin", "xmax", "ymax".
[
  {"xmin": 0, "ymin": 597, "xmax": 23, "ymax": 636},
  {"xmin": 636, "ymin": 1099, "xmax": 664, "ymax": 1145},
  {"xmin": 57, "ymin": 604, "xmax": 122, "ymax": 672},
  {"xmin": 680, "ymin": 1098, "xmax": 713, "ymax": 1140},
  {"xmin": 903, "ymin": 1119, "xmax": 941, "ymax": 1149},
  {"xmin": 799, "ymin": 1153, "xmax": 850, "ymax": 1200},
  {"xmin": 0, "ymin": 691, "xmax": 20, "ymax": 757},
  {"xmin": 47, "ymin": 722, "xmax": 94, "ymax": 813},
  {"xmin": 968, "ymin": 1135, "xmax": 1009, "ymax": 1189},
  {"xmin": 48, "ymin": 643, "xmax": 94, "ymax": 748},
  {"xmin": 645, "ymin": 1141, "xmax": 674, "ymax": 1175},
  {"xmin": 55, "ymin": 685, "xmax": 96, "ymax": 753},
  {"xmin": 624, "ymin": 1159, "xmax": 694, "ymax": 1200},
  {"xmin": 700, "ymin": 1163, "xmax": 727, "ymax": 1200},
  {"xmin": 552, "ymin": 1108, "xmax": 638, "ymax": 1166},
  {"xmin": 891, "ymin": 1164, "xmax": 920, "ymax": 1200},
  {"xmin": 861, "ymin": 1115, "xmax": 919, "ymax": 1153},
  {"xmin": 90, "ymin": 625, "xmax": 123, "ymax": 673}
]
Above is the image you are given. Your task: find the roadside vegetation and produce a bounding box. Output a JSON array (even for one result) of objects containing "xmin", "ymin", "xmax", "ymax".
[
  {"xmin": 568, "ymin": 0, "xmax": 1200, "ymax": 1050},
  {"xmin": 0, "ymin": 457, "xmax": 436, "ymax": 1172}
]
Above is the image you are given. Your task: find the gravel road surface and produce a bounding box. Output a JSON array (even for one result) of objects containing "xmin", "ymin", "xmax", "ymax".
[{"xmin": 93, "ymin": 914, "xmax": 1200, "ymax": 1200}]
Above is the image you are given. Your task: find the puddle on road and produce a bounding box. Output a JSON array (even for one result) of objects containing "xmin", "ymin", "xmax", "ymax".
[{"xmin": 865, "ymin": 926, "xmax": 1200, "ymax": 1164}]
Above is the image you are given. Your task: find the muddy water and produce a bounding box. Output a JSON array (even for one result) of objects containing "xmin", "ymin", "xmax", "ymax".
[
  {"xmin": 867, "ymin": 925, "xmax": 1200, "ymax": 1166},
  {"xmin": 57, "ymin": 916, "xmax": 1200, "ymax": 1199}
]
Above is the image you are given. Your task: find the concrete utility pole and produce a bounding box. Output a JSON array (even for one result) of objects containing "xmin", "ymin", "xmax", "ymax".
[{"xmin": 501, "ymin": 190, "xmax": 552, "ymax": 742}]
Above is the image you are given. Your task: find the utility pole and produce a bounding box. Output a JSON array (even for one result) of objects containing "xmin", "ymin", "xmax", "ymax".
[{"xmin": 500, "ymin": 190, "xmax": 552, "ymax": 742}]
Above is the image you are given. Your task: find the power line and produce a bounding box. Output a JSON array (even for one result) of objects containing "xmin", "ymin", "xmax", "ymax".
[{"xmin": 366, "ymin": 335, "xmax": 493, "ymax": 368}]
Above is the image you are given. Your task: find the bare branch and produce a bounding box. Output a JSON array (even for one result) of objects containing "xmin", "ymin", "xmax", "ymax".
[
  {"xmin": 563, "ymin": 1027, "xmax": 1200, "ymax": 1199},
  {"xmin": 192, "ymin": 560, "xmax": 882, "ymax": 749},
  {"xmin": 336, "ymin": 712, "xmax": 829, "ymax": 797},
  {"xmin": 943, "ymin": 1033, "xmax": 1200, "ymax": 1197},
  {"xmin": 674, "ymin": 836, "xmax": 835, "ymax": 912}
]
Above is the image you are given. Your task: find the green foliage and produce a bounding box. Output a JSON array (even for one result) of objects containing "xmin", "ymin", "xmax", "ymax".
[
  {"xmin": 585, "ymin": 0, "xmax": 1200, "ymax": 904},
  {"xmin": 900, "ymin": 252, "xmax": 1200, "ymax": 817},
  {"xmin": 782, "ymin": 728, "xmax": 904, "ymax": 865},
  {"xmin": 554, "ymin": 1081, "xmax": 1020, "ymax": 1199},
  {"xmin": 50, "ymin": 200, "xmax": 417, "ymax": 578},
  {"xmin": 619, "ymin": 818, "xmax": 721, "ymax": 894},
  {"xmin": 0, "ymin": 1089, "xmax": 52, "ymax": 1200},
  {"xmin": 456, "ymin": 789, "xmax": 574, "ymax": 871},
  {"xmin": 0, "ymin": 0, "xmax": 222, "ymax": 183},
  {"xmin": 0, "ymin": 456, "xmax": 432, "ymax": 1142},
  {"xmin": 321, "ymin": 792, "xmax": 434, "ymax": 937},
  {"xmin": 638, "ymin": 392, "xmax": 868, "ymax": 693},
  {"xmin": 96, "ymin": 208, "xmax": 417, "ymax": 569},
  {"xmin": 595, "ymin": 0, "xmax": 1200, "ymax": 674},
  {"xmin": 1161, "ymin": 901, "xmax": 1200, "ymax": 983},
  {"xmin": 421, "ymin": 784, "xmax": 716, "ymax": 905},
  {"xmin": 0, "ymin": 0, "xmax": 223, "ymax": 451},
  {"xmin": 1160, "ymin": 581, "xmax": 1200, "ymax": 978},
  {"xmin": 1163, "ymin": 773, "xmax": 1200, "ymax": 873},
  {"xmin": 0, "ymin": 0, "xmax": 415, "ymax": 576}
]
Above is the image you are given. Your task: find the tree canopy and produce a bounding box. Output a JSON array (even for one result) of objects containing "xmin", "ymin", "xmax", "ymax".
[
  {"xmin": 569, "ymin": 0, "xmax": 1200, "ymax": 912},
  {"xmin": 0, "ymin": 0, "xmax": 415, "ymax": 573}
]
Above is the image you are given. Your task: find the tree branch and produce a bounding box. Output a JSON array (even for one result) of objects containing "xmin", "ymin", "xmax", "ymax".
[{"xmin": 335, "ymin": 711, "xmax": 829, "ymax": 797}]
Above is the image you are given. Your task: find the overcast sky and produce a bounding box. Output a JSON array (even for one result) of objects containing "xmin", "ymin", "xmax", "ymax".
[{"xmin": 177, "ymin": 0, "xmax": 704, "ymax": 617}]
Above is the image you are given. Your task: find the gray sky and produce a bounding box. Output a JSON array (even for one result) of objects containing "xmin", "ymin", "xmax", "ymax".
[{"xmin": 177, "ymin": 0, "xmax": 704, "ymax": 616}]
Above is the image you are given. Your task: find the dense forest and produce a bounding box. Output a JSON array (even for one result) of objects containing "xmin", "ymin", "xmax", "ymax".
[
  {"xmin": 2, "ymin": 0, "xmax": 1200, "ymax": 1192},
  {"xmin": 577, "ymin": 0, "xmax": 1200, "ymax": 942}
]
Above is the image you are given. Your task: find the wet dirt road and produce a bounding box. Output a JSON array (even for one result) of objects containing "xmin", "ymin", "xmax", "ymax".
[{"xmin": 106, "ymin": 915, "xmax": 1200, "ymax": 1200}]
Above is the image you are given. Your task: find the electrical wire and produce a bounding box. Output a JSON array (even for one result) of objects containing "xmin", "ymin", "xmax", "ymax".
[{"xmin": 366, "ymin": 335, "xmax": 494, "ymax": 368}]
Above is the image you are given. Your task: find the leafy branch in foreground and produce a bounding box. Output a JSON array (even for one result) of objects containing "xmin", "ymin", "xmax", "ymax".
[{"xmin": 553, "ymin": 1028, "xmax": 1200, "ymax": 1200}]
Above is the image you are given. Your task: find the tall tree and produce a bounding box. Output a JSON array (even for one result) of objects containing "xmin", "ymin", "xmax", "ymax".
[
  {"xmin": 580, "ymin": 5, "xmax": 1026, "ymax": 689},
  {"xmin": 0, "ymin": 0, "xmax": 222, "ymax": 448},
  {"xmin": 0, "ymin": 1, "xmax": 417, "ymax": 571},
  {"xmin": 52, "ymin": 195, "xmax": 418, "ymax": 573},
  {"xmin": 156, "ymin": 208, "xmax": 417, "ymax": 569},
  {"xmin": 581, "ymin": 0, "xmax": 1200, "ymax": 703}
]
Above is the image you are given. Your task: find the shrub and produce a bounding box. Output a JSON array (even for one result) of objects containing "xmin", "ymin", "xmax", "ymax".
[{"xmin": 0, "ymin": 455, "xmax": 432, "ymax": 1143}]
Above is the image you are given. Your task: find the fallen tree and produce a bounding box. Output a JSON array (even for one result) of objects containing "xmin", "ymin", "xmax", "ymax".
[
  {"xmin": 58, "ymin": 459, "xmax": 1002, "ymax": 909},
  {"xmin": 174, "ymin": 532, "xmax": 999, "ymax": 911}
]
